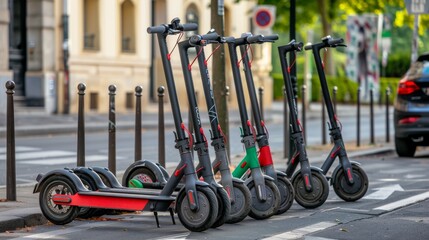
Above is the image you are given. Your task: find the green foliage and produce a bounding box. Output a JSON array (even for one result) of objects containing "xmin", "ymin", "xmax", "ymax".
[
  {"xmin": 383, "ymin": 52, "xmax": 410, "ymax": 78},
  {"xmin": 272, "ymin": 75, "xmax": 399, "ymax": 104}
]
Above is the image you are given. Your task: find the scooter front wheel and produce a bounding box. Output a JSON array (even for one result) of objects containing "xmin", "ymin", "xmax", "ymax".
[
  {"xmin": 176, "ymin": 186, "xmax": 219, "ymax": 232},
  {"xmin": 293, "ymin": 170, "xmax": 329, "ymax": 209},
  {"xmin": 247, "ymin": 179, "xmax": 280, "ymax": 220},
  {"xmin": 211, "ymin": 187, "xmax": 231, "ymax": 228},
  {"xmin": 333, "ymin": 164, "xmax": 369, "ymax": 202},
  {"xmin": 275, "ymin": 174, "xmax": 295, "ymax": 215},
  {"xmin": 39, "ymin": 175, "xmax": 80, "ymax": 225},
  {"xmin": 226, "ymin": 180, "xmax": 251, "ymax": 224}
]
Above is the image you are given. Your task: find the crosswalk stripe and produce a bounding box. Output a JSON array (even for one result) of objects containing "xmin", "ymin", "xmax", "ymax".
[
  {"xmin": 374, "ymin": 191, "xmax": 429, "ymax": 211},
  {"xmin": 0, "ymin": 146, "xmax": 40, "ymax": 154},
  {"xmin": 19, "ymin": 155, "xmax": 110, "ymax": 165},
  {"xmin": 262, "ymin": 221, "xmax": 338, "ymax": 240},
  {"xmin": 0, "ymin": 150, "xmax": 75, "ymax": 160}
]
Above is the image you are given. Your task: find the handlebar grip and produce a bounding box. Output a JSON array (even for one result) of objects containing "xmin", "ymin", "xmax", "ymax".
[
  {"xmin": 189, "ymin": 32, "xmax": 221, "ymax": 45},
  {"xmin": 246, "ymin": 35, "xmax": 263, "ymax": 44},
  {"xmin": 304, "ymin": 43, "xmax": 312, "ymax": 50},
  {"xmin": 264, "ymin": 34, "xmax": 279, "ymax": 41},
  {"xmin": 328, "ymin": 38, "xmax": 344, "ymax": 46},
  {"xmin": 147, "ymin": 25, "xmax": 167, "ymax": 34},
  {"xmin": 181, "ymin": 23, "xmax": 198, "ymax": 31},
  {"xmin": 224, "ymin": 36, "xmax": 236, "ymax": 43}
]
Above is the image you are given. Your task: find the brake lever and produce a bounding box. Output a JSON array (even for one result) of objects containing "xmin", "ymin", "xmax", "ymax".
[{"xmin": 333, "ymin": 43, "xmax": 347, "ymax": 48}]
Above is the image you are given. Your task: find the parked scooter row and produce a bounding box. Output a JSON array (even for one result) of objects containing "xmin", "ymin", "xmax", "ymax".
[{"xmin": 33, "ymin": 18, "xmax": 368, "ymax": 232}]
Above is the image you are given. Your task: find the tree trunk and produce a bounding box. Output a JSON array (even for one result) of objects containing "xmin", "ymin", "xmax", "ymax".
[
  {"xmin": 317, "ymin": 0, "xmax": 335, "ymax": 76},
  {"xmin": 211, "ymin": 0, "xmax": 230, "ymax": 157}
]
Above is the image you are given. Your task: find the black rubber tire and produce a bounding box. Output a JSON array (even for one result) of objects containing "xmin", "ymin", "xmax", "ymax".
[
  {"xmin": 226, "ymin": 181, "xmax": 251, "ymax": 224},
  {"xmin": 126, "ymin": 167, "xmax": 157, "ymax": 187},
  {"xmin": 247, "ymin": 179, "xmax": 280, "ymax": 220},
  {"xmin": 275, "ymin": 174, "xmax": 295, "ymax": 215},
  {"xmin": 395, "ymin": 137, "xmax": 416, "ymax": 157},
  {"xmin": 176, "ymin": 186, "xmax": 219, "ymax": 232},
  {"xmin": 211, "ymin": 187, "xmax": 231, "ymax": 228},
  {"xmin": 97, "ymin": 173, "xmax": 112, "ymax": 187},
  {"xmin": 333, "ymin": 164, "xmax": 369, "ymax": 202},
  {"xmin": 293, "ymin": 170, "xmax": 329, "ymax": 209},
  {"xmin": 75, "ymin": 173, "xmax": 99, "ymax": 218},
  {"xmin": 39, "ymin": 175, "xmax": 80, "ymax": 225}
]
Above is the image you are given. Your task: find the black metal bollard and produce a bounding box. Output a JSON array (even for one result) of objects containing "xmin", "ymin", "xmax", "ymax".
[
  {"xmin": 6, "ymin": 81, "xmax": 16, "ymax": 201},
  {"xmin": 135, "ymin": 86, "xmax": 142, "ymax": 162},
  {"xmin": 321, "ymin": 93, "xmax": 327, "ymax": 145},
  {"xmin": 77, "ymin": 83, "xmax": 86, "ymax": 167},
  {"xmin": 333, "ymin": 86, "xmax": 338, "ymax": 114},
  {"xmin": 357, "ymin": 87, "xmax": 361, "ymax": 147},
  {"xmin": 108, "ymin": 85, "xmax": 116, "ymax": 175},
  {"xmin": 259, "ymin": 87, "xmax": 264, "ymax": 120},
  {"xmin": 301, "ymin": 85, "xmax": 307, "ymax": 143},
  {"xmin": 386, "ymin": 87, "xmax": 390, "ymax": 143},
  {"xmin": 158, "ymin": 86, "xmax": 166, "ymax": 168},
  {"xmin": 370, "ymin": 88, "xmax": 375, "ymax": 144}
]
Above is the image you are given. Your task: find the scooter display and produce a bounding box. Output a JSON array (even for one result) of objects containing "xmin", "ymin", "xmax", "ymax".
[
  {"xmin": 304, "ymin": 36, "xmax": 369, "ymax": 201},
  {"xmin": 225, "ymin": 34, "xmax": 281, "ymax": 220},
  {"xmin": 33, "ymin": 18, "xmax": 219, "ymax": 232},
  {"xmin": 238, "ymin": 34, "xmax": 295, "ymax": 214},
  {"xmin": 279, "ymin": 40, "xmax": 330, "ymax": 209}
]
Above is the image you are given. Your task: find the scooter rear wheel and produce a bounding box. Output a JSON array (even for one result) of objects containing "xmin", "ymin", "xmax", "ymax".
[
  {"xmin": 333, "ymin": 164, "xmax": 368, "ymax": 202},
  {"xmin": 176, "ymin": 185, "xmax": 218, "ymax": 232},
  {"xmin": 226, "ymin": 181, "xmax": 251, "ymax": 224},
  {"xmin": 75, "ymin": 173, "xmax": 99, "ymax": 218},
  {"xmin": 39, "ymin": 175, "xmax": 80, "ymax": 225},
  {"xmin": 275, "ymin": 174, "xmax": 295, "ymax": 215},
  {"xmin": 211, "ymin": 187, "xmax": 231, "ymax": 228},
  {"xmin": 293, "ymin": 170, "xmax": 329, "ymax": 209},
  {"xmin": 126, "ymin": 167, "xmax": 157, "ymax": 187},
  {"xmin": 247, "ymin": 179, "xmax": 280, "ymax": 220}
]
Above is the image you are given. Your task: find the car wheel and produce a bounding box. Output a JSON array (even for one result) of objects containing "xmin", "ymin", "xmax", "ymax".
[{"xmin": 395, "ymin": 137, "xmax": 416, "ymax": 157}]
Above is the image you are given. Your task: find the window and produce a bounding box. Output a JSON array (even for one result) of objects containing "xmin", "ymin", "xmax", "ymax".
[
  {"xmin": 83, "ymin": 0, "xmax": 100, "ymax": 50},
  {"xmin": 121, "ymin": 0, "xmax": 135, "ymax": 53},
  {"xmin": 185, "ymin": 4, "xmax": 199, "ymax": 39}
]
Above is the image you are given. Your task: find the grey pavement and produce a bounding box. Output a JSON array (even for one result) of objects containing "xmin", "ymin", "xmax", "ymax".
[{"xmin": 0, "ymin": 101, "xmax": 394, "ymax": 232}]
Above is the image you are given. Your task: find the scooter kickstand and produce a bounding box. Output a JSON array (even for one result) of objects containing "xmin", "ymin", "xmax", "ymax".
[
  {"xmin": 169, "ymin": 208, "xmax": 176, "ymax": 225},
  {"xmin": 154, "ymin": 211, "xmax": 160, "ymax": 228}
]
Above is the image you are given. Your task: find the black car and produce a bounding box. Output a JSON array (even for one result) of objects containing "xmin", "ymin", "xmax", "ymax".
[{"xmin": 394, "ymin": 53, "xmax": 429, "ymax": 157}]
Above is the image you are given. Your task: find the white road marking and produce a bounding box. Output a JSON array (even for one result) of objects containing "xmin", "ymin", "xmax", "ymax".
[
  {"xmin": 19, "ymin": 155, "xmax": 110, "ymax": 165},
  {"xmin": 0, "ymin": 150, "xmax": 75, "ymax": 160},
  {"xmin": 18, "ymin": 222, "xmax": 113, "ymax": 239},
  {"xmin": 0, "ymin": 146, "xmax": 40, "ymax": 154},
  {"xmin": 363, "ymin": 184, "xmax": 404, "ymax": 200},
  {"xmin": 262, "ymin": 221, "xmax": 338, "ymax": 240},
  {"xmin": 374, "ymin": 191, "xmax": 429, "ymax": 211}
]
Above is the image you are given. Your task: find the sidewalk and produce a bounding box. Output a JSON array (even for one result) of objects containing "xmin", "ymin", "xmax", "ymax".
[{"xmin": 0, "ymin": 101, "xmax": 394, "ymax": 232}]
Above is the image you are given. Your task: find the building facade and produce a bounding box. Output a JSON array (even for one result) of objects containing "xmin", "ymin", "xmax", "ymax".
[{"xmin": 0, "ymin": 0, "xmax": 274, "ymax": 114}]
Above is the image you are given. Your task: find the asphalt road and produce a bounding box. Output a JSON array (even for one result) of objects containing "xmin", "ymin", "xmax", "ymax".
[{"xmin": 1, "ymin": 150, "xmax": 429, "ymax": 239}]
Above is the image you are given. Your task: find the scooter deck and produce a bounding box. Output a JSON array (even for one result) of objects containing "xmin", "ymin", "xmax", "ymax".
[
  {"xmin": 99, "ymin": 187, "xmax": 178, "ymax": 197},
  {"xmin": 52, "ymin": 191, "xmax": 175, "ymax": 211}
]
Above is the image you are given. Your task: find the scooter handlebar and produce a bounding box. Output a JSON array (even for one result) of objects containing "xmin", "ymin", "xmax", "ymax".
[
  {"xmin": 304, "ymin": 43, "xmax": 313, "ymax": 50},
  {"xmin": 147, "ymin": 18, "xmax": 198, "ymax": 34},
  {"xmin": 189, "ymin": 32, "xmax": 221, "ymax": 46},
  {"xmin": 147, "ymin": 25, "xmax": 167, "ymax": 34},
  {"xmin": 181, "ymin": 23, "xmax": 198, "ymax": 31},
  {"xmin": 246, "ymin": 34, "xmax": 279, "ymax": 44}
]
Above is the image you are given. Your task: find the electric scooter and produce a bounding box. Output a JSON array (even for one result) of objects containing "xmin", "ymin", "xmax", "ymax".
[
  {"xmin": 238, "ymin": 34, "xmax": 295, "ymax": 214},
  {"xmin": 279, "ymin": 40, "xmax": 330, "ymax": 209},
  {"xmin": 33, "ymin": 18, "xmax": 219, "ymax": 232},
  {"xmin": 192, "ymin": 33, "xmax": 252, "ymax": 223},
  {"xmin": 304, "ymin": 36, "xmax": 369, "ymax": 201},
  {"xmin": 225, "ymin": 34, "xmax": 281, "ymax": 220}
]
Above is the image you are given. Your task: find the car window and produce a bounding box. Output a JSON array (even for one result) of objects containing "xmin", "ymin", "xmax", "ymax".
[
  {"xmin": 422, "ymin": 62, "xmax": 429, "ymax": 75},
  {"xmin": 408, "ymin": 61, "xmax": 429, "ymax": 78}
]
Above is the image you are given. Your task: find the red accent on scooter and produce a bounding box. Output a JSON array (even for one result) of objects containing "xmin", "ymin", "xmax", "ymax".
[
  {"xmin": 240, "ymin": 161, "xmax": 247, "ymax": 168},
  {"xmin": 225, "ymin": 186, "xmax": 231, "ymax": 198},
  {"xmin": 188, "ymin": 190, "xmax": 195, "ymax": 206},
  {"xmin": 175, "ymin": 164, "xmax": 188, "ymax": 177},
  {"xmin": 52, "ymin": 194, "xmax": 149, "ymax": 211},
  {"xmin": 330, "ymin": 146, "xmax": 341, "ymax": 158},
  {"xmin": 304, "ymin": 175, "xmax": 310, "ymax": 188},
  {"xmin": 347, "ymin": 168, "xmax": 353, "ymax": 181},
  {"xmin": 258, "ymin": 145, "xmax": 274, "ymax": 167}
]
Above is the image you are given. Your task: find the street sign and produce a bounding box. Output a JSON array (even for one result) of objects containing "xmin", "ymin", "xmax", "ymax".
[
  {"xmin": 253, "ymin": 5, "xmax": 276, "ymax": 35},
  {"xmin": 405, "ymin": 0, "xmax": 429, "ymax": 14}
]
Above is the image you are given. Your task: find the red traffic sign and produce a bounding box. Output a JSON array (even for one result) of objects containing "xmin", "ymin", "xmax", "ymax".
[{"xmin": 254, "ymin": 7, "xmax": 274, "ymax": 28}]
